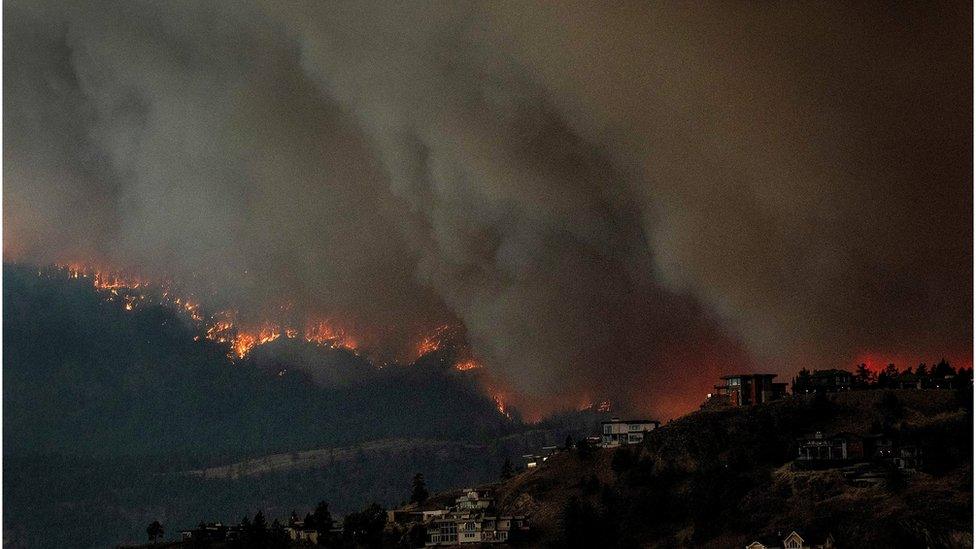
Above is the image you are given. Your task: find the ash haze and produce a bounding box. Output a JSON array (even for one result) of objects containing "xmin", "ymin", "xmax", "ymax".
[{"xmin": 4, "ymin": 1, "xmax": 971, "ymax": 418}]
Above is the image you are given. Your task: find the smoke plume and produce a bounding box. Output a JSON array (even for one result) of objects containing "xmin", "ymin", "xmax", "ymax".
[{"xmin": 4, "ymin": 1, "xmax": 971, "ymax": 418}]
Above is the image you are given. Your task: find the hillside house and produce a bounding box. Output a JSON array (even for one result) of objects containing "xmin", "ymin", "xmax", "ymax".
[
  {"xmin": 427, "ymin": 515, "xmax": 525, "ymax": 545},
  {"xmin": 746, "ymin": 529, "xmax": 835, "ymax": 548},
  {"xmin": 795, "ymin": 432, "xmax": 864, "ymax": 466},
  {"xmin": 869, "ymin": 434, "xmax": 922, "ymax": 471},
  {"xmin": 283, "ymin": 520, "xmax": 319, "ymax": 544},
  {"xmin": 522, "ymin": 445, "xmax": 561, "ymax": 468},
  {"xmin": 180, "ymin": 523, "xmax": 239, "ymax": 543},
  {"xmin": 424, "ymin": 489, "xmax": 526, "ymax": 546},
  {"xmin": 455, "ymin": 489, "xmax": 493, "ymax": 511},
  {"xmin": 711, "ymin": 374, "xmax": 787, "ymax": 406},
  {"xmin": 600, "ymin": 418, "xmax": 660, "ymax": 448},
  {"xmin": 793, "ymin": 369, "xmax": 853, "ymax": 394},
  {"xmin": 797, "ymin": 432, "xmax": 922, "ymax": 471},
  {"xmin": 388, "ymin": 509, "xmax": 448, "ymax": 525},
  {"xmin": 285, "ymin": 522, "xmax": 319, "ymax": 545}
]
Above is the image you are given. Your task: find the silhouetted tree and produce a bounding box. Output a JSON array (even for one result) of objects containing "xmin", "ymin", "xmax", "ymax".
[
  {"xmin": 251, "ymin": 511, "xmax": 268, "ymax": 544},
  {"xmin": 792, "ymin": 368, "xmax": 811, "ymax": 393},
  {"xmin": 932, "ymin": 358, "xmax": 956, "ymax": 381},
  {"xmin": 410, "ymin": 473, "xmax": 429, "ymax": 504},
  {"xmin": 877, "ymin": 363, "xmax": 899, "ymax": 387},
  {"xmin": 564, "ymin": 434, "xmax": 575, "ymax": 450},
  {"xmin": 915, "ymin": 363, "xmax": 929, "ymax": 378},
  {"xmin": 343, "ymin": 503, "xmax": 386, "ymax": 547},
  {"xmin": 270, "ymin": 519, "xmax": 290, "ymax": 548},
  {"xmin": 501, "ymin": 457, "xmax": 514, "ymax": 480},
  {"xmin": 312, "ymin": 501, "xmax": 333, "ymax": 533},
  {"xmin": 240, "ymin": 514, "xmax": 252, "ymax": 534},
  {"xmin": 146, "ymin": 520, "xmax": 163, "ymax": 544},
  {"xmin": 855, "ymin": 363, "xmax": 875, "ymax": 387}
]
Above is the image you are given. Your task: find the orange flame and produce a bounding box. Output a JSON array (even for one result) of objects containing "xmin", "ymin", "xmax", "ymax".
[
  {"xmin": 491, "ymin": 391, "xmax": 511, "ymax": 419},
  {"xmin": 455, "ymin": 359, "xmax": 482, "ymax": 372},
  {"xmin": 415, "ymin": 324, "xmax": 453, "ymax": 359}
]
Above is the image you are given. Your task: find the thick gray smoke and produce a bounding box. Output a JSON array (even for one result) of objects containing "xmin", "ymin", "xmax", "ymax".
[{"xmin": 4, "ymin": 1, "xmax": 971, "ymax": 417}]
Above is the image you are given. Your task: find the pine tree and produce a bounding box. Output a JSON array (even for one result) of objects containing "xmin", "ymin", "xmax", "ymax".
[
  {"xmin": 311, "ymin": 500, "xmax": 333, "ymax": 533},
  {"xmin": 855, "ymin": 363, "xmax": 875, "ymax": 387},
  {"xmin": 146, "ymin": 520, "xmax": 163, "ymax": 544},
  {"xmin": 251, "ymin": 510, "xmax": 268, "ymax": 543},
  {"xmin": 410, "ymin": 473, "xmax": 429, "ymax": 504}
]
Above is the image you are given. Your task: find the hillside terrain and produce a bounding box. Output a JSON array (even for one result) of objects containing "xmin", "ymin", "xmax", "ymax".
[
  {"xmin": 1, "ymin": 264, "xmax": 601, "ymax": 548},
  {"xmin": 483, "ymin": 389, "xmax": 973, "ymax": 548}
]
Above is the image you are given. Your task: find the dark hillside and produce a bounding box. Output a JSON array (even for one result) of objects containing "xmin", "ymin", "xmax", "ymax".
[
  {"xmin": 3, "ymin": 263, "xmax": 514, "ymax": 460},
  {"xmin": 2, "ymin": 264, "xmax": 601, "ymax": 548},
  {"xmin": 489, "ymin": 390, "xmax": 972, "ymax": 548}
]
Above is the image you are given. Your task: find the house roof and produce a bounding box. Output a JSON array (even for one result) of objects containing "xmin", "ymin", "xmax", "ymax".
[{"xmin": 720, "ymin": 373, "xmax": 779, "ymax": 379}]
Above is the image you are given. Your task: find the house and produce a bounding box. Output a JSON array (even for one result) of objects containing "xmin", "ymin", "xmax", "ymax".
[
  {"xmin": 180, "ymin": 523, "xmax": 231, "ymax": 543},
  {"xmin": 793, "ymin": 369, "xmax": 853, "ymax": 394},
  {"xmin": 746, "ymin": 529, "xmax": 835, "ymax": 549},
  {"xmin": 891, "ymin": 371, "xmax": 923, "ymax": 390},
  {"xmin": 795, "ymin": 432, "xmax": 864, "ymax": 466},
  {"xmin": 713, "ymin": 374, "xmax": 788, "ymax": 406},
  {"xmin": 600, "ymin": 418, "xmax": 660, "ymax": 448},
  {"xmin": 426, "ymin": 514, "xmax": 525, "ymax": 545},
  {"xmin": 455, "ymin": 489, "xmax": 493, "ymax": 511},
  {"xmin": 283, "ymin": 519, "xmax": 319, "ymax": 545},
  {"xmin": 522, "ymin": 445, "xmax": 561, "ymax": 468},
  {"xmin": 424, "ymin": 489, "xmax": 527, "ymax": 546},
  {"xmin": 285, "ymin": 525, "xmax": 319, "ymax": 544},
  {"xmin": 868, "ymin": 434, "xmax": 922, "ymax": 471}
]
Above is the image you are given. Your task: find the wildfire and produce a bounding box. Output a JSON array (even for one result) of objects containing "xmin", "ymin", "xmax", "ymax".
[
  {"xmin": 54, "ymin": 263, "xmax": 361, "ymax": 360},
  {"xmin": 491, "ymin": 391, "xmax": 510, "ymax": 418},
  {"xmin": 414, "ymin": 324, "xmax": 452, "ymax": 358},
  {"xmin": 413, "ymin": 324, "xmax": 483, "ymax": 372},
  {"xmin": 232, "ymin": 332, "xmax": 257, "ymax": 358},
  {"xmin": 221, "ymin": 319, "xmax": 361, "ymax": 359},
  {"xmin": 455, "ymin": 359, "xmax": 481, "ymax": 372},
  {"xmin": 304, "ymin": 320, "xmax": 358, "ymax": 350}
]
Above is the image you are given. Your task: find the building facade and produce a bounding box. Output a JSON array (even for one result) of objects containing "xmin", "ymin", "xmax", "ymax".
[
  {"xmin": 713, "ymin": 374, "xmax": 788, "ymax": 406},
  {"xmin": 600, "ymin": 418, "xmax": 660, "ymax": 448},
  {"xmin": 423, "ymin": 489, "xmax": 526, "ymax": 546}
]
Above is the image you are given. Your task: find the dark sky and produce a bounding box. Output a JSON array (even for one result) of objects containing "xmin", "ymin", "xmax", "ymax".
[{"xmin": 4, "ymin": 1, "xmax": 972, "ymax": 418}]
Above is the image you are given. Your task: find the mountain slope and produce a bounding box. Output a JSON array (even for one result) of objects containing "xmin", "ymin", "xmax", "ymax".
[
  {"xmin": 3, "ymin": 263, "xmax": 514, "ymax": 459},
  {"xmin": 2, "ymin": 264, "xmax": 603, "ymax": 548},
  {"xmin": 487, "ymin": 390, "xmax": 972, "ymax": 547}
]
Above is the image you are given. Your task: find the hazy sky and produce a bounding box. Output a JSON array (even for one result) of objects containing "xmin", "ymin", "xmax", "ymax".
[{"xmin": 4, "ymin": 1, "xmax": 972, "ymax": 417}]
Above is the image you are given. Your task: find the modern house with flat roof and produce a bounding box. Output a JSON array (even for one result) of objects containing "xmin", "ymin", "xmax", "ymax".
[
  {"xmin": 712, "ymin": 373, "xmax": 787, "ymax": 406},
  {"xmin": 600, "ymin": 418, "xmax": 660, "ymax": 448}
]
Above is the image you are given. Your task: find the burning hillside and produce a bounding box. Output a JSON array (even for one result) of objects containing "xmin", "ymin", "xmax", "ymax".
[{"xmin": 50, "ymin": 263, "xmax": 484, "ymax": 371}]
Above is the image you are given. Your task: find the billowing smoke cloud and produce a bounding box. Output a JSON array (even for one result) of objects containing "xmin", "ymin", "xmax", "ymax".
[{"xmin": 4, "ymin": 1, "xmax": 971, "ymax": 418}]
